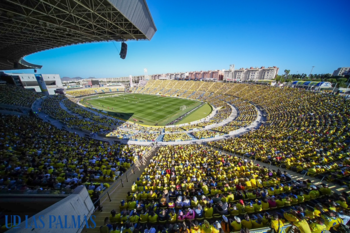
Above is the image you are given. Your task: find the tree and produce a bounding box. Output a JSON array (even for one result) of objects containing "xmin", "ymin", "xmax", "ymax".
[
  {"xmin": 282, "ymin": 69, "xmax": 290, "ymax": 82},
  {"xmin": 275, "ymin": 75, "xmax": 282, "ymax": 82},
  {"xmin": 284, "ymin": 69, "xmax": 290, "ymax": 77}
]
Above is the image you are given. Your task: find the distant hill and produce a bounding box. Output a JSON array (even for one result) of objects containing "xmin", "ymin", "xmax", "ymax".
[{"xmin": 61, "ymin": 77, "xmax": 84, "ymax": 81}]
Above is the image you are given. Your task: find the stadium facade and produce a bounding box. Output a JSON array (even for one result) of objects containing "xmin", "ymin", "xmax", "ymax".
[{"xmin": 6, "ymin": 73, "xmax": 63, "ymax": 95}]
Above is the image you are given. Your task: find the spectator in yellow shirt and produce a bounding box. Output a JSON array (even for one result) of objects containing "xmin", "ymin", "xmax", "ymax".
[
  {"xmin": 293, "ymin": 214, "xmax": 312, "ymax": 233},
  {"xmin": 270, "ymin": 214, "xmax": 284, "ymax": 233},
  {"xmin": 230, "ymin": 217, "xmax": 242, "ymax": 231},
  {"xmin": 309, "ymin": 217, "xmax": 327, "ymax": 233},
  {"xmin": 241, "ymin": 215, "xmax": 253, "ymax": 229}
]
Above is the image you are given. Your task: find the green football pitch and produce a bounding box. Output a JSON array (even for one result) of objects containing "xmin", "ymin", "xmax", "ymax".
[{"xmin": 82, "ymin": 94, "xmax": 211, "ymax": 126}]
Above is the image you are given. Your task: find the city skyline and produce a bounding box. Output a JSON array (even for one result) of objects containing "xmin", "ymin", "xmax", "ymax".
[{"xmin": 6, "ymin": 0, "xmax": 350, "ymax": 78}]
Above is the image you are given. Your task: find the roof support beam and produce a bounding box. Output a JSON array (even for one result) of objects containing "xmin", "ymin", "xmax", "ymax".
[
  {"xmin": 0, "ymin": 0, "xmax": 155, "ymax": 70},
  {"xmin": 72, "ymin": 0, "xmax": 136, "ymax": 40},
  {"xmin": 1, "ymin": 1, "xmax": 106, "ymax": 40},
  {"xmin": 37, "ymin": 0, "xmax": 125, "ymax": 40}
]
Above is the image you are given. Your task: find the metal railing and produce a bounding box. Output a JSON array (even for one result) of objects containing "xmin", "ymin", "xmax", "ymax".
[
  {"xmin": 91, "ymin": 147, "xmax": 155, "ymax": 210},
  {"xmin": 92, "ymin": 163, "xmax": 136, "ymax": 208}
]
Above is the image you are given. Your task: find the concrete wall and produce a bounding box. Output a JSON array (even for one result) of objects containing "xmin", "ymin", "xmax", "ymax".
[
  {"xmin": 23, "ymin": 86, "xmax": 60, "ymax": 95},
  {"xmin": 7, "ymin": 73, "xmax": 63, "ymax": 94},
  {"xmin": 0, "ymin": 194, "xmax": 67, "ymax": 223},
  {"xmin": 6, "ymin": 186, "xmax": 94, "ymax": 233}
]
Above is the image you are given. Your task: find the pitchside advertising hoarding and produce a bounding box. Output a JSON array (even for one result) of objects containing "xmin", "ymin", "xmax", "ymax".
[{"xmin": 34, "ymin": 74, "xmax": 49, "ymax": 96}]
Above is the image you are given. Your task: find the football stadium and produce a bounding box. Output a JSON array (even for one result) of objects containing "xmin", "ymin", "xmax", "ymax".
[{"xmin": 0, "ymin": 0, "xmax": 350, "ymax": 233}]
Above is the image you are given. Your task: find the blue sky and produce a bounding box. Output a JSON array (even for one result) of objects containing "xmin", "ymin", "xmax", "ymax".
[{"xmin": 9, "ymin": 0, "xmax": 350, "ymax": 78}]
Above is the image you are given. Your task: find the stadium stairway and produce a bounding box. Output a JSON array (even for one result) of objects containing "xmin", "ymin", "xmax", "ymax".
[
  {"xmin": 156, "ymin": 134, "xmax": 164, "ymax": 142},
  {"xmin": 196, "ymin": 92, "xmax": 205, "ymax": 99},
  {"xmin": 83, "ymin": 146, "xmax": 159, "ymax": 233},
  {"xmin": 140, "ymin": 88, "xmax": 148, "ymax": 93},
  {"xmin": 167, "ymin": 89, "xmax": 178, "ymax": 97},
  {"xmin": 163, "ymin": 88, "xmax": 172, "ymax": 95},
  {"xmin": 206, "ymin": 92, "xmax": 214, "ymax": 98},
  {"xmin": 187, "ymin": 91, "xmax": 196, "ymax": 98},
  {"xmin": 59, "ymin": 101, "xmax": 85, "ymax": 120},
  {"xmin": 210, "ymin": 146, "xmax": 350, "ymax": 195},
  {"xmin": 188, "ymin": 133, "xmax": 197, "ymax": 140},
  {"xmin": 201, "ymin": 92, "xmax": 213, "ymax": 101},
  {"xmin": 178, "ymin": 90, "xmax": 187, "ymax": 97}
]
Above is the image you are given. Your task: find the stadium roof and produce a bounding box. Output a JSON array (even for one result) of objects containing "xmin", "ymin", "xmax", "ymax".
[{"xmin": 0, "ymin": 0, "xmax": 157, "ymax": 70}]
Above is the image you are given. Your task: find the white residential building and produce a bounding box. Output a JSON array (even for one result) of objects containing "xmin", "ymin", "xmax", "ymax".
[
  {"xmin": 224, "ymin": 65, "xmax": 279, "ymax": 81},
  {"xmin": 333, "ymin": 67, "xmax": 350, "ymax": 76}
]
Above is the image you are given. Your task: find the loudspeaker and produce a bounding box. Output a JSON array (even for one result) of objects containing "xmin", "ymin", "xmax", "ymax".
[{"xmin": 120, "ymin": 42, "xmax": 127, "ymax": 59}]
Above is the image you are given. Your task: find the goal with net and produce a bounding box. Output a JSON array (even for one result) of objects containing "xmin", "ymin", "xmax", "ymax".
[{"xmin": 180, "ymin": 105, "xmax": 187, "ymax": 111}]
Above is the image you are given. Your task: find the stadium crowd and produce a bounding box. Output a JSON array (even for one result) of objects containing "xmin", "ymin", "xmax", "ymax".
[
  {"xmin": 63, "ymin": 99, "xmax": 118, "ymax": 127},
  {"xmin": 130, "ymin": 132, "xmax": 161, "ymax": 142},
  {"xmin": 66, "ymin": 87, "xmax": 123, "ymax": 97},
  {"xmin": 0, "ymin": 85, "xmax": 42, "ymax": 108},
  {"xmin": 107, "ymin": 129, "xmax": 137, "ymax": 139},
  {"xmin": 1, "ymin": 81, "xmax": 350, "ymax": 232},
  {"xmin": 212, "ymin": 125, "xmax": 240, "ymax": 134},
  {"xmin": 209, "ymin": 87, "xmax": 350, "ymax": 187},
  {"xmin": 163, "ymin": 133, "xmax": 192, "ymax": 142},
  {"xmin": 164, "ymin": 127, "xmax": 186, "ymax": 133},
  {"xmin": 192, "ymin": 130, "xmax": 224, "ymax": 139},
  {"xmin": 99, "ymin": 144, "xmax": 350, "ymax": 233},
  {"xmin": 41, "ymin": 96, "xmax": 112, "ymax": 133},
  {"xmin": 0, "ymin": 114, "xmax": 150, "ymax": 194}
]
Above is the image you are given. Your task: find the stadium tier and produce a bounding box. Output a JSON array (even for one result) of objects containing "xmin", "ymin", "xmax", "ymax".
[
  {"xmin": 0, "ymin": 82, "xmax": 349, "ymax": 233},
  {"xmin": 0, "ymin": 113, "xmax": 151, "ymax": 194},
  {"xmin": 1, "ymin": 83, "xmax": 349, "ymax": 179},
  {"xmin": 65, "ymin": 87, "xmax": 125, "ymax": 97},
  {"xmin": 116, "ymin": 144, "xmax": 348, "ymax": 233},
  {"xmin": 0, "ymin": 85, "xmax": 42, "ymax": 107}
]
